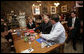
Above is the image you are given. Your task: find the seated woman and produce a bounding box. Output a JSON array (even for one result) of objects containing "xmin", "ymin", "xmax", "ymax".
[
  {"xmin": 1, "ymin": 25, "xmax": 11, "ymax": 53},
  {"xmin": 35, "ymin": 15, "xmax": 52, "ymax": 34},
  {"xmin": 1, "ymin": 21, "xmax": 15, "ymax": 52},
  {"xmin": 27, "ymin": 17, "xmax": 36, "ymax": 29}
]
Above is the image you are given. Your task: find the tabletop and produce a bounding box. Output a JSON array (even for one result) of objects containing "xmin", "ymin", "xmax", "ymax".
[{"xmin": 12, "ymin": 28, "xmax": 68, "ymax": 53}]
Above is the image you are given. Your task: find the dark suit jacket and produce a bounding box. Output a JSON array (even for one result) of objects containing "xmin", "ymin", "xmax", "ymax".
[
  {"xmin": 27, "ymin": 22, "xmax": 36, "ymax": 29},
  {"xmin": 35, "ymin": 21, "xmax": 52, "ymax": 34},
  {"xmin": 67, "ymin": 17, "xmax": 80, "ymax": 38}
]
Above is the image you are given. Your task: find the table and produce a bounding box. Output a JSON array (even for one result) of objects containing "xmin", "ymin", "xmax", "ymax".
[{"xmin": 12, "ymin": 28, "xmax": 68, "ymax": 53}]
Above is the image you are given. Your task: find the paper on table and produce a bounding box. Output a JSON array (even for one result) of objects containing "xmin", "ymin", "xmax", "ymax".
[
  {"xmin": 12, "ymin": 32, "xmax": 17, "ymax": 35},
  {"xmin": 36, "ymin": 38, "xmax": 46, "ymax": 43},
  {"xmin": 21, "ymin": 48, "xmax": 34, "ymax": 53}
]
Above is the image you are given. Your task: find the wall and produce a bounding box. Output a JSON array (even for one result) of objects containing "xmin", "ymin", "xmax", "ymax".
[{"xmin": 1, "ymin": 1, "xmax": 76, "ymax": 16}]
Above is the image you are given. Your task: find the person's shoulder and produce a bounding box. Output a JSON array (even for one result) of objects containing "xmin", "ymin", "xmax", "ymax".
[
  {"xmin": 55, "ymin": 22, "xmax": 61, "ymax": 27},
  {"xmin": 76, "ymin": 17, "xmax": 80, "ymax": 20},
  {"xmin": 55, "ymin": 23, "xmax": 63, "ymax": 30},
  {"xmin": 58, "ymin": 22, "xmax": 64, "ymax": 27},
  {"xmin": 68, "ymin": 17, "xmax": 72, "ymax": 20},
  {"xmin": 48, "ymin": 21, "xmax": 51, "ymax": 23},
  {"xmin": 76, "ymin": 17, "xmax": 80, "ymax": 19},
  {"xmin": 41, "ymin": 21, "xmax": 45, "ymax": 24}
]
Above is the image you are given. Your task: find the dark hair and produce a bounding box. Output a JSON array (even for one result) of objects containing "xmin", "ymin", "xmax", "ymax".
[
  {"xmin": 71, "ymin": 11, "xmax": 76, "ymax": 14},
  {"xmin": 51, "ymin": 14, "xmax": 59, "ymax": 22},
  {"xmin": 1, "ymin": 25, "xmax": 5, "ymax": 32},
  {"xmin": 1, "ymin": 25, "xmax": 8, "ymax": 32}
]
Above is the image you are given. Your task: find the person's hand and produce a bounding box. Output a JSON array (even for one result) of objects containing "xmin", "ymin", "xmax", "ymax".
[
  {"xmin": 33, "ymin": 28, "xmax": 35, "ymax": 30},
  {"xmin": 69, "ymin": 27, "xmax": 74, "ymax": 30},
  {"xmin": 39, "ymin": 32, "xmax": 42, "ymax": 37},
  {"xmin": 39, "ymin": 34, "xmax": 42, "ymax": 37},
  {"xmin": 8, "ymin": 29, "xmax": 13, "ymax": 32},
  {"xmin": 4, "ymin": 23, "xmax": 7, "ymax": 26},
  {"xmin": 11, "ymin": 45, "xmax": 14, "ymax": 47},
  {"xmin": 9, "ymin": 39, "xmax": 12, "ymax": 42},
  {"xmin": 1, "ymin": 19, "xmax": 4, "ymax": 21}
]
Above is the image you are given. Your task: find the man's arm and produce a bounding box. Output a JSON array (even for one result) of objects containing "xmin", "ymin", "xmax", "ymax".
[{"xmin": 41, "ymin": 27, "xmax": 64, "ymax": 40}]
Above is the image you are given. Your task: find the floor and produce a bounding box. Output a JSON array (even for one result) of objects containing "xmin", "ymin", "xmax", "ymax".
[{"xmin": 64, "ymin": 41, "xmax": 83, "ymax": 53}]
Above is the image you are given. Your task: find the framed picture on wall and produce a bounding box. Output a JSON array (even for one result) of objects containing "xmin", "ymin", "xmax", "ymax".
[
  {"xmin": 50, "ymin": 6, "xmax": 56, "ymax": 14},
  {"xmin": 76, "ymin": 1, "xmax": 83, "ymax": 7},
  {"xmin": 32, "ymin": 6, "xmax": 40, "ymax": 15},
  {"xmin": 61, "ymin": 5, "xmax": 67, "ymax": 12}
]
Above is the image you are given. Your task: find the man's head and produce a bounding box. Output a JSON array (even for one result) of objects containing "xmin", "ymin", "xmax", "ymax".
[
  {"xmin": 43, "ymin": 15, "xmax": 49, "ymax": 24},
  {"xmin": 71, "ymin": 11, "xmax": 76, "ymax": 18},
  {"xmin": 50, "ymin": 14, "xmax": 59, "ymax": 24}
]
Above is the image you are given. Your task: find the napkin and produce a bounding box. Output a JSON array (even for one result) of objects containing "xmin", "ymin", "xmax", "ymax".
[{"xmin": 21, "ymin": 48, "xmax": 34, "ymax": 53}]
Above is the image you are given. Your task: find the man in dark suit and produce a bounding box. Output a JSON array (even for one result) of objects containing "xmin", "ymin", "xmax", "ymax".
[
  {"xmin": 38, "ymin": 21, "xmax": 52, "ymax": 34},
  {"xmin": 35, "ymin": 15, "xmax": 52, "ymax": 34},
  {"xmin": 66, "ymin": 11, "xmax": 80, "ymax": 51}
]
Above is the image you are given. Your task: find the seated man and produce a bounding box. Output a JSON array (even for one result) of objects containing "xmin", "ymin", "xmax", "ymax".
[
  {"xmin": 35, "ymin": 15, "xmax": 52, "ymax": 34},
  {"xmin": 40, "ymin": 14, "xmax": 66, "ymax": 44}
]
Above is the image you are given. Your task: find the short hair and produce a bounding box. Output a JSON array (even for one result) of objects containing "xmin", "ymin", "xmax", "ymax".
[
  {"xmin": 71, "ymin": 11, "xmax": 76, "ymax": 14},
  {"xmin": 43, "ymin": 15, "xmax": 49, "ymax": 21},
  {"xmin": 51, "ymin": 14, "xmax": 59, "ymax": 22}
]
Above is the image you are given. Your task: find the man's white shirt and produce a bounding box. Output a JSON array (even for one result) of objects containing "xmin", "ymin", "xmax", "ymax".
[
  {"xmin": 72, "ymin": 17, "xmax": 76, "ymax": 27},
  {"xmin": 41, "ymin": 22, "xmax": 66, "ymax": 44}
]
